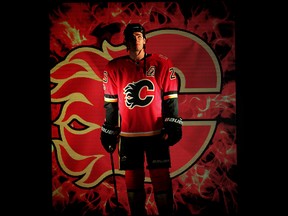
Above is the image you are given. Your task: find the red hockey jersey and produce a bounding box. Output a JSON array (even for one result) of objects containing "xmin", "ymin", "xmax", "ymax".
[{"xmin": 103, "ymin": 53, "xmax": 178, "ymax": 137}]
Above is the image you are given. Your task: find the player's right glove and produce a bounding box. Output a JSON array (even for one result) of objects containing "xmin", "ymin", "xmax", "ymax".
[
  {"xmin": 100, "ymin": 122, "xmax": 120, "ymax": 153},
  {"xmin": 162, "ymin": 117, "xmax": 183, "ymax": 146}
]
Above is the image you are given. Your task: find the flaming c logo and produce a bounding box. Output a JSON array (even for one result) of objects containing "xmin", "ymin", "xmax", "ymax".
[
  {"xmin": 124, "ymin": 79, "xmax": 154, "ymax": 109},
  {"xmin": 51, "ymin": 29, "xmax": 221, "ymax": 188}
]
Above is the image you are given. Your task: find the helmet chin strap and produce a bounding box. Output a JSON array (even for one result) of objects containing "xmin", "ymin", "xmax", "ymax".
[{"xmin": 135, "ymin": 48, "xmax": 144, "ymax": 57}]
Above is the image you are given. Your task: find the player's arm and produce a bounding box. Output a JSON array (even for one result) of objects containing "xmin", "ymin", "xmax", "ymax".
[
  {"xmin": 104, "ymin": 98, "xmax": 119, "ymax": 126},
  {"xmin": 100, "ymin": 67, "xmax": 120, "ymax": 153},
  {"xmin": 162, "ymin": 65, "xmax": 183, "ymax": 146}
]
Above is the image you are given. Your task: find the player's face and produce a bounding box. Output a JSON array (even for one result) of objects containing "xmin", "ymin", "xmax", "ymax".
[{"xmin": 127, "ymin": 32, "xmax": 146, "ymax": 51}]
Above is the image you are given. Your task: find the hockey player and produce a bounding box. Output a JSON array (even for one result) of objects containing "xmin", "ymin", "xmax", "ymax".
[{"xmin": 100, "ymin": 23, "xmax": 183, "ymax": 216}]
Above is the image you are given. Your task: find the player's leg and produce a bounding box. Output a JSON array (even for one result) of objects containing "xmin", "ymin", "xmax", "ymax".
[
  {"xmin": 149, "ymin": 168, "xmax": 173, "ymax": 216},
  {"xmin": 119, "ymin": 136, "xmax": 146, "ymax": 216},
  {"xmin": 125, "ymin": 169, "xmax": 146, "ymax": 216},
  {"xmin": 146, "ymin": 135, "xmax": 174, "ymax": 216}
]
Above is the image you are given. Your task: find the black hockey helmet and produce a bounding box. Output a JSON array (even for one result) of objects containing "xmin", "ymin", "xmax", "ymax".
[{"xmin": 124, "ymin": 23, "xmax": 146, "ymax": 42}]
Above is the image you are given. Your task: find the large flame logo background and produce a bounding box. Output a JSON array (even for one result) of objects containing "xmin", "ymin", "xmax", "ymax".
[{"xmin": 50, "ymin": 2, "xmax": 236, "ymax": 215}]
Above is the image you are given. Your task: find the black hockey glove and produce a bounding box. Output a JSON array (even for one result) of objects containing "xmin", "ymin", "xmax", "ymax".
[
  {"xmin": 162, "ymin": 117, "xmax": 183, "ymax": 146},
  {"xmin": 100, "ymin": 122, "xmax": 120, "ymax": 153}
]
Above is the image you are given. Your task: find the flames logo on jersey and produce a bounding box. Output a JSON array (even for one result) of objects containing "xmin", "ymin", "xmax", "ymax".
[{"xmin": 124, "ymin": 79, "xmax": 155, "ymax": 109}]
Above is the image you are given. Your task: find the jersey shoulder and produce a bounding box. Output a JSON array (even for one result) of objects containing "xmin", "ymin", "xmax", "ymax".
[
  {"xmin": 150, "ymin": 53, "xmax": 172, "ymax": 66},
  {"xmin": 108, "ymin": 55, "xmax": 129, "ymax": 66}
]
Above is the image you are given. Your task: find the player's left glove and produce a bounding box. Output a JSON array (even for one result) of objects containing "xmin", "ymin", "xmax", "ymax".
[{"xmin": 162, "ymin": 117, "xmax": 183, "ymax": 146}]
